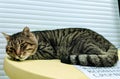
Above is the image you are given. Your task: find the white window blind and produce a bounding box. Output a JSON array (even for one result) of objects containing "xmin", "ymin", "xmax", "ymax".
[{"xmin": 0, "ymin": 0, "xmax": 119, "ymax": 79}]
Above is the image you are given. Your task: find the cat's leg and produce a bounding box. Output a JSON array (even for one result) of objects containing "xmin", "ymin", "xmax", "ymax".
[
  {"xmin": 82, "ymin": 43, "xmax": 105, "ymax": 55},
  {"xmin": 61, "ymin": 44, "xmax": 118, "ymax": 67},
  {"xmin": 61, "ymin": 53, "xmax": 118, "ymax": 67},
  {"xmin": 61, "ymin": 43, "xmax": 103, "ymax": 65}
]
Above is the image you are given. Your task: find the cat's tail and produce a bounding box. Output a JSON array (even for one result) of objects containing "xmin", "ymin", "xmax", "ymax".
[{"xmin": 61, "ymin": 46, "xmax": 118, "ymax": 67}]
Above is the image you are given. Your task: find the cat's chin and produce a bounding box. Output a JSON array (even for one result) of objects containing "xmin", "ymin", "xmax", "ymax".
[
  {"xmin": 19, "ymin": 59, "xmax": 26, "ymax": 61},
  {"xmin": 17, "ymin": 56, "xmax": 29, "ymax": 61}
]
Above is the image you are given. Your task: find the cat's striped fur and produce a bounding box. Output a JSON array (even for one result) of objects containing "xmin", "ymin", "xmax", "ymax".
[{"xmin": 3, "ymin": 27, "xmax": 118, "ymax": 67}]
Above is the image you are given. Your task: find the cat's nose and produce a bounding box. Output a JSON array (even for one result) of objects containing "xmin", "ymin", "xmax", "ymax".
[
  {"xmin": 16, "ymin": 52, "xmax": 21, "ymax": 56},
  {"xmin": 16, "ymin": 52, "xmax": 21, "ymax": 58},
  {"xmin": 16, "ymin": 46, "xmax": 20, "ymax": 55}
]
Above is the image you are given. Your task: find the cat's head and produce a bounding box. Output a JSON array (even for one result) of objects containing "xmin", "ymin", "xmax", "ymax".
[{"xmin": 2, "ymin": 27, "xmax": 38, "ymax": 61}]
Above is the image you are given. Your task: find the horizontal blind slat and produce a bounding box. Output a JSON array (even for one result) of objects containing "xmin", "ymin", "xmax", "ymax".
[
  {"xmin": 0, "ymin": 0, "xmax": 117, "ymax": 8},
  {"xmin": 0, "ymin": 8, "xmax": 117, "ymax": 17},
  {"xmin": 0, "ymin": 18, "xmax": 118, "ymax": 27}
]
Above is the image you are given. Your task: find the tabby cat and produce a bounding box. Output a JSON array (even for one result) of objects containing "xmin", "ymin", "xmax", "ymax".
[{"xmin": 2, "ymin": 27, "xmax": 118, "ymax": 67}]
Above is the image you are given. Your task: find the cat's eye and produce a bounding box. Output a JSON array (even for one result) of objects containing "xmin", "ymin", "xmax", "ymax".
[
  {"xmin": 7, "ymin": 46, "xmax": 13, "ymax": 50},
  {"xmin": 27, "ymin": 42, "xmax": 34, "ymax": 46},
  {"xmin": 21, "ymin": 44, "xmax": 24, "ymax": 47},
  {"xmin": 21, "ymin": 43, "xmax": 27, "ymax": 47},
  {"xmin": 10, "ymin": 47, "xmax": 15, "ymax": 50},
  {"xmin": 29, "ymin": 44, "xmax": 34, "ymax": 46},
  {"xmin": 7, "ymin": 47, "xmax": 15, "ymax": 53}
]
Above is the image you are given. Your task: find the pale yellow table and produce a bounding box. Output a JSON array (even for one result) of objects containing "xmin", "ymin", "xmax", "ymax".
[{"xmin": 4, "ymin": 50, "xmax": 120, "ymax": 79}]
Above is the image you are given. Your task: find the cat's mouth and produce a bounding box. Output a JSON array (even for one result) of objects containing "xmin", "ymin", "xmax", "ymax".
[
  {"xmin": 15, "ymin": 56, "xmax": 29, "ymax": 61},
  {"xmin": 7, "ymin": 55, "xmax": 29, "ymax": 61}
]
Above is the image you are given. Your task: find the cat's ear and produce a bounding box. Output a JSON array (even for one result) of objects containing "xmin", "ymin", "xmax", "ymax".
[
  {"xmin": 23, "ymin": 27, "xmax": 30, "ymax": 35},
  {"xmin": 2, "ymin": 32, "xmax": 11, "ymax": 41},
  {"xmin": 22, "ymin": 27, "xmax": 34, "ymax": 38}
]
